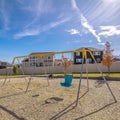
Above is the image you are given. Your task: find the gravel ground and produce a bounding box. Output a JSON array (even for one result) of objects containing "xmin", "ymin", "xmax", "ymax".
[{"xmin": 0, "ymin": 77, "xmax": 120, "ymax": 120}]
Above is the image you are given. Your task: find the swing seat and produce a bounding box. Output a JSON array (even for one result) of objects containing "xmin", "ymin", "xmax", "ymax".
[{"xmin": 60, "ymin": 74, "xmax": 72, "ymax": 87}]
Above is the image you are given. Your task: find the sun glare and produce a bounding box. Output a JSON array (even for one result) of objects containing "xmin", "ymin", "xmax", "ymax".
[{"xmin": 104, "ymin": 0, "xmax": 117, "ymax": 3}]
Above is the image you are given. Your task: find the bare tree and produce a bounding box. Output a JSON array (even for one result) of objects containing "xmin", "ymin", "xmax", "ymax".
[
  {"xmin": 62, "ymin": 55, "xmax": 71, "ymax": 74},
  {"xmin": 101, "ymin": 41, "xmax": 114, "ymax": 75}
]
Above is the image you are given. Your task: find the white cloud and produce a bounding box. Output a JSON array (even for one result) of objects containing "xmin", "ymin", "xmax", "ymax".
[
  {"xmin": 97, "ymin": 42, "xmax": 105, "ymax": 46},
  {"xmin": 71, "ymin": 0, "xmax": 79, "ymax": 12},
  {"xmin": 49, "ymin": 18, "xmax": 70, "ymax": 28},
  {"xmin": 0, "ymin": 0, "xmax": 9, "ymax": 30},
  {"xmin": 71, "ymin": 0, "xmax": 102, "ymax": 43},
  {"xmin": 99, "ymin": 26, "xmax": 120, "ymax": 37},
  {"xmin": 20, "ymin": 0, "xmax": 53, "ymax": 28},
  {"xmin": 14, "ymin": 29, "xmax": 40, "ymax": 39},
  {"xmin": 67, "ymin": 29, "xmax": 80, "ymax": 35},
  {"xmin": 42, "ymin": 17, "xmax": 71, "ymax": 32},
  {"xmin": 14, "ymin": 18, "xmax": 70, "ymax": 39},
  {"xmin": 81, "ymin": 15, "xmax": 101, "ymax": 43},
  {"xmin": 102, "ymin": 0, "xmax": 118, "ymax": 4},
  {"xmin": 21, "ymin": 0, "xmax": 53, "ymax": 15},
  {"xmin": 82, "ymin": 0, "xmax": 120, "ymax": 26}
]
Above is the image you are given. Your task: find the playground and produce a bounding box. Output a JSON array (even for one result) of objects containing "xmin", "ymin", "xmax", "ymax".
[
  {"xmin": 0, "ymin": 77, "xmax": 120, "ymax": 120},
  {"xmin": 0, "ymin": 49, "xmax": 120, "ymax": 120}
]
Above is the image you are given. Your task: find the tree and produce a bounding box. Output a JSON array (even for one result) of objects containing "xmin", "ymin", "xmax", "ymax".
[
  {"xmin": 101, "ymin": 41, "xmax": 114, "ymax": 75},
  {"xmin": 13, "ymin": 65, "xmax": 19, "ymax": 75},
  {"xmin": 62, "ymin": 55, "xmax": 71, "ymax": 74}
]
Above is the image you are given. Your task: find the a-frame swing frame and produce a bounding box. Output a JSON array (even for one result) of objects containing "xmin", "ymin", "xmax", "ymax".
[
  {"xmin": 2, "ymin": 53, "xmax": 55, "ymax": 92},
  {"xmin": 2, "ymin": 55, "xmax": 31, "ymax": 93},
  {"xmin": 75, "ymin": 50, "xmax": 117, "ymax": 107},
  {"xmin": 2, "ymin": 49, "xmax": 117, "ymax": 105}
]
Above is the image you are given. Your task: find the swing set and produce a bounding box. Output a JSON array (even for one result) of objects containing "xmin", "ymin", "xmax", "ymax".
[{"xmin": 2, "ymin": 49, "xmax": 117, "ymax": 107}]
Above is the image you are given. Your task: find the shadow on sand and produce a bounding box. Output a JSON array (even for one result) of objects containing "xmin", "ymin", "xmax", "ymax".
[
  {"xmin": 0, "ymin": 105, "xmax": 26, "ymax": 120},
  {"xmin": 50, "ymin": 90, "xmax": 88, "ymax": 120},
  {"xmin": 74, "ymin": 101, "xmax": 116, "ymax": 120},
  {"xmin": 50, "ymin": 90, "xmax": 116, "ymax": 120},
  {"xmin": 0, "ymin": 90, "xmax": 31, "ymax": 99}
]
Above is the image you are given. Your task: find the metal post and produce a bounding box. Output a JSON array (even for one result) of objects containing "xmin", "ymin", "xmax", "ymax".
[
  {"xmin": 85, "ymin": 58, "xmax": 89, "ymax": 91},
  {"xmin": 25, "ymin": 77, "xmax": 32, "ymax": 93},
  {"xmin": 17, "ymin": 58, "xmax": 28, "ymax": 82},
  {"xmin": 2, "ymin": 67, "xmax": 10, "ymax": 86},
  {"xmin": 75, "ymin": 57, "xmax": 84, "ymax": 107},
  {"xmin": 89, "ymin": 51, "xmax": 117, "ymax": 102},
  {"xmin": 2, "ymin": 67, "xmax": 9, "ymax": 86}
]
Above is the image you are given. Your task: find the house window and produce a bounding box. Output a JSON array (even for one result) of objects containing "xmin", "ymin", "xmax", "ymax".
[
  {"xmin": 86, "ymin": 58, "xmax": 92, "ymax": 63},
  {"xmin": 30, "ymin": 62, "xmax": 36, "ymax": 66},
  {"xmin": 30, "ymin": 56, "xmax": 37, "ymax": 66},
  {"xmin": 36, "ymin": 62, "xmax": 43, "ymax": 67},
  {"xmin": 96, "ymin": 58, "xmax": 101, "ymax": 63},
  {"xmin": 93, "ymin": 51, "xmax": 100, "ymax": 56},
  {"xmin": 48, "ymin": 56, "xmax": 51, "ymax": 59},
  {"xmin": 30, "ymin": 56, "xmax": 37, "ymax": 61},
  {"xmin": 76, "ymin": 52, "xmax": 81, "ymax": 56},
  {"xmin": 76, "ymin": 58, "xmax": 83, "ymax": 63}
]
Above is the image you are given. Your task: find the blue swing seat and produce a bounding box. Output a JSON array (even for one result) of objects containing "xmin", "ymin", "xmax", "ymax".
[{"xmin": 60, "ymin": 74, "xmax": 72, "ymax": 87}]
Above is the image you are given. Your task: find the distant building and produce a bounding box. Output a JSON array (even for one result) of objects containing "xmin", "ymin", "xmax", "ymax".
[
  {"xmin": 0, "ymin": 61, "xmax": 8, "ymax": 69},
  {"xmin": 114, "ymin": 55, "xmax": 120, "ymax": 62},
  {"xmin": 21, "ymin": 47, "xmax": 103, "ymax": 67},
  {"xmin": 22, "ymin": 52, "xmax": 55, "ymax": 67},
  {"xmin": 73, "ymin": 47, "xmax": 103, "ymax": 64}
]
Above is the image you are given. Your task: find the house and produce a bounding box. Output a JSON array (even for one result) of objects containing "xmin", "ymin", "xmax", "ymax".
[
  {"xmin": 22, "ymin": 52, "xmax": 73, "ymax": 67},
  {"xmin": 54, "ymin": 59, "xmax": 63, "ymax": 66},
  {"xmin": 73, "ymin": 47, "xmax": 103, "ymax": 64},
  {"xmin": 22, "ymin": 52, "xmax": 55, "ymax": 67},
  {"xmin": 114, "ymin": 55, "xmax": 120, "ymax": 62},
  {"xmin": 0, "ymin": 60, "xmax": 10, "ymax": 69},
  {"xmin": 21, "ymin": 47, "xmax": 103, "ymax": 67}
]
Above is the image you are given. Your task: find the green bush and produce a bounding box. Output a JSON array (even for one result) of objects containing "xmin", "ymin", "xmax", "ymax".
[{"xmin": 13, "ymin": 65, "xmax": 19, "ymax": 75}]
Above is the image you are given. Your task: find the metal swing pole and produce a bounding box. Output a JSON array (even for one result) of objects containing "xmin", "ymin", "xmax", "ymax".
[
  {"xmin": 25, "ymin": 58, "xmax": 37, "ymax": 93},
  {"xmin": 25, "ymin": 56, "xmax": 37, "ymax": 92},
  {"xmin": 52, "ymin": 55, "xmax": 55, "ymax": 77},
  {"xmin": 17, "ymin": 58, "xmax": 28, "ymax": 82},
  {"xmin": 25, "ymin": 77, "xmax": 32, "ymax": 93},
  {"xmin": 43, "ymin": 57, "xmax": 47, "ymax": 75},
  {"xmin": 89, "ymin": 51, "xmax": 117, "ymax": 102},
  {"xmin": 46, "ymin": 56, "xmax": 51, "ymax": 85},
  {"xmin": 2, "ymin": 67, "xmax": 10, "ymax": 86},
  {"xmin": 85, "ymin": 55, "xmax": 89, "ymax": 91},
  {"xmin": 2, "ymin": 58, "xmax": 15, "ymax": 86},
  {"xmin": 17, "ymin": 58, "xmax": 32, "ymax": 93},
  {"xmin": 75, "ymin": 52, "xmax": 85, "ymax": 107}
]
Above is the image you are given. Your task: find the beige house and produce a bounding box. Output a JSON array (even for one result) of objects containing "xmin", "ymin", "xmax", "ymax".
[
  {"xmin": 22, "ymin": 52, "xmax": 72, "ymax": 67},
  {"xmin": 22, "ymin": 52, "xmax": 56, "ymax": 67}
]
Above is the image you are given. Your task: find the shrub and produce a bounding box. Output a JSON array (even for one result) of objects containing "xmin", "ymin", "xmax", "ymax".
[{"xmin": 13, "ymin": 65, "xmax": 19, "ymax": 75}]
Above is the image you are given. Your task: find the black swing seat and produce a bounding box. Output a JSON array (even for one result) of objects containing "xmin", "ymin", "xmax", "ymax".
[{"xmin": 48, "ymin": 74, "xmax": 53, "ymax": 79}]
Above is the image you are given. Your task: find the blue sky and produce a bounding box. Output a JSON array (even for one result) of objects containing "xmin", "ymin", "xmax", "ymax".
[{"xmin": 0, "ymin": 0, "xmax": 120, "ymax": 62}]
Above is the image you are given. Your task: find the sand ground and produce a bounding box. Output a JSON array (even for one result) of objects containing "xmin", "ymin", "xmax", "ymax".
[{"xmin": 0, "ymin": 77, "xmax": 120, "ymax": 120}]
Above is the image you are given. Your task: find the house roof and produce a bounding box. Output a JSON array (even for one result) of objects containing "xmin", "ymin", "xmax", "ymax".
[
  {"xmin": 28, "ymin": 47, "xmax": 103, "ymax": 57},
  {"xmin": 29, "ymin": 52, "xmax": 55, "ymax": 57},
  {"xmin": 76, "ymin": 47, "xmax": 103, "ymax": 51}
]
